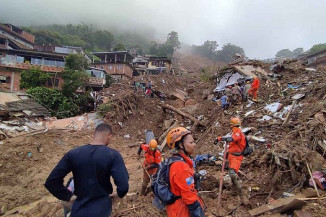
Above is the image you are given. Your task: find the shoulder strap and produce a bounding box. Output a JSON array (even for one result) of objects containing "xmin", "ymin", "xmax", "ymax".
[{"xmin": 166, "ymin": 156, "xmax": 184, "ymax": 165}]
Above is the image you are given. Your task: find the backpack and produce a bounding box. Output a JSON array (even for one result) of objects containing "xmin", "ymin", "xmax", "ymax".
[
  {"xmin": 151, "ymin": 156, "xmax": 184, "ymax": 206},
  {"xmin": 242, "ymin": 136, "xmax": 253, "ymax": 156}
]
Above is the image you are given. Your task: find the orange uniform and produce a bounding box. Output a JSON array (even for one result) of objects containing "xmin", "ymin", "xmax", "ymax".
[
  {"xmin": 167, "ymin": 153, "xmax": 204, "ymax": 217},
  {"xmin": 249, "ymin": 78, "xmax": 260, "ymax": 100},
  {"xmin": 140, "ymin": 144, "xmax": 161, "ymax": 175},
  {"xmin": 228, "ymin": 127, "xmax": 246, "ymax": 173}
]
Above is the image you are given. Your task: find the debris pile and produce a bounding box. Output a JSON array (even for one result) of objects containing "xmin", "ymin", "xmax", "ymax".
[{"xmin": 1, "ymin": 58, "xmax": 326, "ymax": 217}]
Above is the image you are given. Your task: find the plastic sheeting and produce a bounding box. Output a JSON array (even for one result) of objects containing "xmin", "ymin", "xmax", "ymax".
[{"xmin": 214, "ymin": 72, "xmax": 246, "ymax": 92}]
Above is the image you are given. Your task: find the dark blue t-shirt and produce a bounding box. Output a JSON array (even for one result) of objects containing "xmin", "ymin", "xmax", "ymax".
[{"xmin": 45, "ymin": 144, "xmax": 129, "ymax": 217}]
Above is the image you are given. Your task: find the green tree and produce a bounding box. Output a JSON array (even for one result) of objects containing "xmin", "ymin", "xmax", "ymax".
[
  {"xmin": 308, "ymin": 43, "xmax": 326, "ymax": 54},
  {"xmin": 20, "ymin": 67, "xmax": 50, "ymax": 89},
  {"xmin": 65, "ymin": 54, "xmax": 89, "ymax": 71},
  {"xmin": 27, "ymin": 86, "xmax": 79, "ymax": 118},
  {"xmin": 275, "ymin": 49, "xmax": 294, "ymax": 58},
  {"xmin": 192, "ymin": 40, "xmax": 219, "ymax": 59},
  {"xmin": 61, "ymin": 70, "xmax": 89, "ymax": 97},
  {"xmin": 104, "ymin": 74, "xmax": 114, "ymax": 87},
  {"xmin": 94, "ymin": 30, "xmax": 114, "ymax": 50},
  {"xmin": 293, "ymin": 48, "xmax": 304, "ymax": 57},
  {"xmin": 216, "ymin": 43, "xmax": 245, "ymax": 63},
  {"xmin": 113, "ymin": 43, "xmax": 126, "ymax": 51},
  {"xmin": 62, "ymin": 54, "xmax": 90, "ymax": 97},
  {"xmin": 165, "ymin": 31, "xmax": 181, "ymax": 51}
]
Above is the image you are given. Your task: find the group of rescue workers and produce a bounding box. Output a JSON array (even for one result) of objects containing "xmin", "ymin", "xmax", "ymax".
[
  {"xmin": 45, "ymin": 116, "xmax": 250, "ymax": 217},
  {"xmin": 220, "ymin": 76, "xmax": 260, "ymax": 110},
  {"xmin": 45, "ymin": 71, "xmax": 255, "ymax": 217},
  {"xmin": 136, "ymin": 117, "xmax": 249, "ymax": 216}
]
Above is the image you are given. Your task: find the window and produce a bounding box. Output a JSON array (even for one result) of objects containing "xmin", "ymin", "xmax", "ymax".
[
  {"xmin": 0, "ymin": 75, "xmax": 10, "ymax": 84},
  {"xmin": 47, "ymin": 78, "xmax": 53, "ymax": 86},
  {"xmin": 116, "ymin": 65, "xmax": 122, "ymax": 70},
  {"xmin": 100, "ymin": 66, "xmax": 104, "ymax": 69},
  {"xmin": 108, "ymin": 65, "xmax": 113, "ymax": 70},
  {"xmin": 17, "ymin": 56, "xmax": 24, "ymax": 63},
  {"xmin": 47, "ymin": 78, "xmax": 60, "ymax": 87},
  {"xmin": 54, "ymin": 78, "xmax": 59, "ymax": 87},
  {"xmin": 31, "ymin": 57, "xmax": 42, "ymax": 65}
]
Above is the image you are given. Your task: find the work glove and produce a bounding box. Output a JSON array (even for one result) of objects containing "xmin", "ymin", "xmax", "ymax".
[
  {"xmin": 188, "ymin": 201, "xmax": 206, "ymax": 217},
  {"xmin": 220, "ymin": 136, "xmax": 233, "ymax": 142}
]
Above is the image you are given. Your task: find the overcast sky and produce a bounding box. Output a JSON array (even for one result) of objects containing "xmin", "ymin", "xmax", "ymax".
[{"xmin": 0, "ymin": 0, "xmax": 325, "ymax": 59}]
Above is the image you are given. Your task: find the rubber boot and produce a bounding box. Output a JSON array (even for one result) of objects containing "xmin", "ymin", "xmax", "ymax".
[
  {"xmin": 230, "ymin": 170, "xmax": 249, "ymax": 205},
  {"xmin": 240, "ymin": 189, "xmax": 249, "ymax": 206}
]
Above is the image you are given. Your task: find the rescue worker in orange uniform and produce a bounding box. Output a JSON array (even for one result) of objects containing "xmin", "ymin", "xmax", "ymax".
[
  {"xmin": 248, "ymin": 76, "xmax": 260, "ymax": 102},
  {"xmin": 166, "ymin": 127, "xmax": 206, "ymax": 217},
  {"xmin": 217, "ymin": 118, "xmax": 249, "ymax": 205},
  {"xmin": 137, "ymin": 139, "xmax": 161, "ymax": 195}
]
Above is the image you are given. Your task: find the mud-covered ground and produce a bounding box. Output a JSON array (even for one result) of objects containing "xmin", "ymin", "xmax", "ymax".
[{"xmin": 1, "ymin": 60, "xmax": 326, "ymax": 217}]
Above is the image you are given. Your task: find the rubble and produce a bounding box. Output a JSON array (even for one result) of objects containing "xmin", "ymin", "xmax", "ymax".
[{"xmin": 1, "ymin": 59, "xmax": 326, "ymax": 217}]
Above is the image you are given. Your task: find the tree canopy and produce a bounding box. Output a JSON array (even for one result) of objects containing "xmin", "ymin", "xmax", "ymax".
[
  {"xmin": 20, "ymin": 67, "xmax": 50, "ymax": 89},
  {"xmin": 308, "ymin": 43, "xmax": 326, "ymax": 54}
]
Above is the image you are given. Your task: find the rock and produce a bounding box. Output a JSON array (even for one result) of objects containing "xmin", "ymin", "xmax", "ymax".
[
  {"xmin": 180, "ymin": 104, "xmax": 198, "ymax": 115},
  {"xmin": 185, "ymin": 99, "xmax": 197, "ymax": 106},
  {"xmin": 124, "ymin": 134, "xmax": 130, "ymax": 139},
  {"xmin": 202, "ymin": 89, "xmax": 210, "ymax": 99},
  {"xmin": 207, "ymin": 94, "xmax": 214, "ymax": 101},
  {"xmin": 314, "ymin": 112, "xmax": 326, "ymax": 123},
  {"xmin": 171, "ymin": 99, "xmax": 185, "ymax": 108},
  {"xmin": 163, "ymin": 119, "xmax": 174, "ymax": 131},
  {"xmin": 0, "ymin": 204, "xmax": 7, "ymax": 215}
]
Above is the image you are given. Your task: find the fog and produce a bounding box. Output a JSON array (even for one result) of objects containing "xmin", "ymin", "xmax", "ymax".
[{"xmin": 0, "ymin": 0, "xmax": 325, "ymax": 59}]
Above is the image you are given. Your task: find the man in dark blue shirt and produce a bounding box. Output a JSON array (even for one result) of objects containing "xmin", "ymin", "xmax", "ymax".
[{"xmin": 45, "ymin": 123, "xmax": 129, "ymax": 217}]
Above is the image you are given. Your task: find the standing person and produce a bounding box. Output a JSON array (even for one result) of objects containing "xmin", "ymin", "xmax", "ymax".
[
  {"xmin": 166, "ymin": 127, "xmax": 206, "ymax": 217},
  {"xmin": 243, "ymin": 81, "xmax": 251, "ymax": 102},
  {"xmin": 231, "ymin": 83, "xmax": 241, "ymax": 104},
  {"xmin": 248, "ymin": 76, "xmax": 260, "ymax": 102},
  {"xmin": 148, "ymin": 80, "xmax": 152, "ymax": 89},
  {"xmin": 216, "ymin": 118, "xmax": 249, "ymax": 205},
  {"xmin": 45, "ymin": 123, "xmax": 129, "ymax": 217},
  {"xmin": 220, "ymin": 94, "xmax": 229, "ymax": 110},
  {"xmin": 145, "ymin": 88, "xmax": 152, "ymax": 98},
  {"xmin": 135, "ymin": 81, "xmax": 140, "ymax": 92},
  {"xmin": 137, "ymin": 139, "xmax": 161, "ymax": 195},
  {"xmin": 225, "ymin": 86, "xmax": 232, "ymax": 105}
]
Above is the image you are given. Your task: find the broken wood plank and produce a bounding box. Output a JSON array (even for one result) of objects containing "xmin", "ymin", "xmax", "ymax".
[
  {"xmin": 157, "ymin": 120, "xmax": 177, "ymax": 144},
  {"xmin": 160, "ymin": 104, "xmax": 206, "ymax": 127},
  {"xmin": 294, "ymin": 210, "xmax": 313, "ymax": 217},
  {"xmin": 280, "ymin": 199, "xmax": 306, "ymax": 213},
  {"xmin": 306, "ymin": 162, "xmax": 320, "ymax": 197},
  {"xmin": 282, "ymin": 100, "xmax": 297, "ymax": 126},
  {"xmin": 248, "ymin": 194, "xmax": 304, "ymax": 216},
  {"xmin": 158, "ymin": 120, "xmax": 179, "ymax": 150}
]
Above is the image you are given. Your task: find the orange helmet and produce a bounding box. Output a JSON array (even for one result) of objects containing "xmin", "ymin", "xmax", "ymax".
[
  {"xmin": 230, "ymin": 117, "xmax": 241, "ymax": 127},
  {"xmin": 166, "ymin": 127, "xmax": 191, "ymax": 149},
  {"xmin": 149, "ymin": 139, "xmax": 158, "ymax": 150}
]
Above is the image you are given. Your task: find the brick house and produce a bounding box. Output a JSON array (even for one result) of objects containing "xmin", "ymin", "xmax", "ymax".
[
  {"xmin": 0, "ymin": 48, "xmax": 66, "ymax": 92},
  {"xmin": 91, "ymin": 51, "xmax": 133, "ymax": 81}
]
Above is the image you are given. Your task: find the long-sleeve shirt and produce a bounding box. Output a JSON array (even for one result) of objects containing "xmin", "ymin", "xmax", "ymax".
[
  {"xmin": 251, "ymin": 78, "xmax": 260, "ymax": 90},
  {"xmin": 167, "ymin": 152, "xmax": 204, "ymax": 217},
  {"xmin": 45, "ymin": 144, "xmax": 129, "ymax": 217}
]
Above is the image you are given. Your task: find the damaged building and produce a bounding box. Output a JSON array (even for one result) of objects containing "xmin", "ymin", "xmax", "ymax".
[{"xmin": 91, "ymin": 51, "xmax": 133, "ymax": 81}]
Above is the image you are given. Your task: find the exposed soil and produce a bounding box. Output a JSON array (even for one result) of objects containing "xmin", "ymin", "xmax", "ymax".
[{"xmin": 1, "ymin": 59, "xmax": 326, "ymax": 217}]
